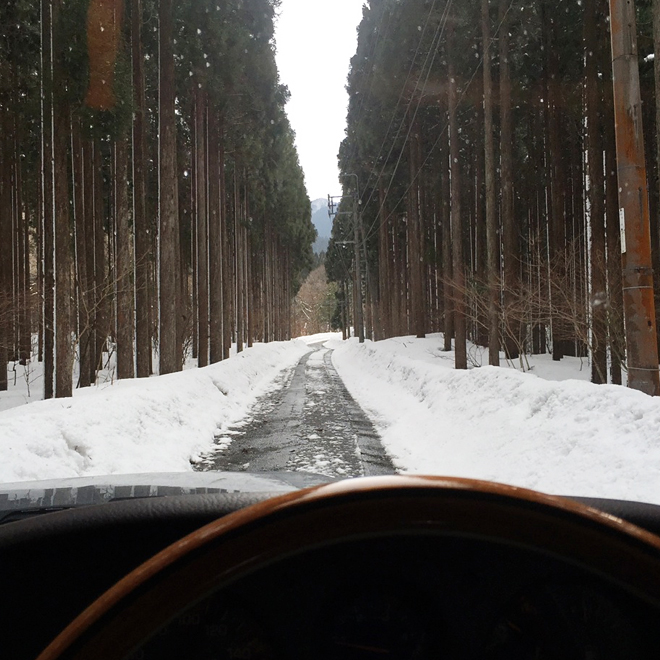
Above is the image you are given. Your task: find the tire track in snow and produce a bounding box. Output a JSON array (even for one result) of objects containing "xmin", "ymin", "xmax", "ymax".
[{"xmin": 195, "ymin": 345, "xmax": 394, "ymax": 478}]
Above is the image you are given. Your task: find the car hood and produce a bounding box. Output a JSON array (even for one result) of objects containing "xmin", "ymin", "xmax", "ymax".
[
  {"xmin": 0, "ymin": 471, "xmax": 333, "ymax": 523},
  {"xmin": 5, "ymin": 473, "xmax": 660, "ymax": 540}
]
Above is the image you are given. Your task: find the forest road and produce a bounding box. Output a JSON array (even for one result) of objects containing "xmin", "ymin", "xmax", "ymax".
[{"xmin": 196, "ymin": 343, "xmax": 395, "ymax": 478}]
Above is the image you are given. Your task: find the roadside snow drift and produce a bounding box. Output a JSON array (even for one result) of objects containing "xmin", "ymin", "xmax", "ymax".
[
  {"xmin": 0, "ymin": 341, "xmax": 309, "ymax": 482},
  {"xmin": 331, "ymin": 335, "xmax": 660, "ymax": 504}
]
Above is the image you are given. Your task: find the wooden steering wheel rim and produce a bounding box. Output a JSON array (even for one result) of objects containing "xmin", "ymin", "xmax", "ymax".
[{"xmin": 37, "ymin": 475, "xmax": 660, "ymax": 660}]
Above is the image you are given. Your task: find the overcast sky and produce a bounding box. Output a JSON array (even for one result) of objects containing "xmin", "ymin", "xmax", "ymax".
[{"xmin": 274, "ymin": 1, "xmax": 364, "ymax": 202}]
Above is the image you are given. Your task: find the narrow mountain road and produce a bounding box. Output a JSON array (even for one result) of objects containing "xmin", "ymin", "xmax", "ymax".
[{"xmin": 196, "ymin": 343, "xmax": 395, "ymax": 478}]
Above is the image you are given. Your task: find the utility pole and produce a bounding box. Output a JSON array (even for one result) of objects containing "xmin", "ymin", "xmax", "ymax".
[
  {"xmin": 329, "ymin": 175, "xmax": 364, "ymax": 343},
  {"xmin": 609, "ymin": 0, "xmax": 660, "ymax": 396}
]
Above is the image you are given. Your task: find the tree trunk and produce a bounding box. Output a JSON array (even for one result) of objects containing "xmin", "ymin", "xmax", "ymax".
[
  {"xmin": 544, "ymin": 2, "xmax": 567, "ymax": 361},
  {"xmin": 115, "ymin": 134, "xmax": 134, "ymax": 379},
  {"xmin": 177, "ymin": 120, "xmax": 190, "ymax": 369},
  {"xmin": 37, "ymin": 138, "xmax": 44, "ymax": 364},
  {"xmin": 14, "ymin": 102, "xmax": 30, "ymax": 366},
  {"xmin": 448, "ymin": 20, "xmax": 467, "ymax": 369},
  {"xmin": 93, "ymin": 141, "xmax": 107, "ymax": 376},
  {"xmin": 378, "ymin": 179, "xmax": 390, "ymax": 339},
  {"xmin": 83, "ymin": 139, "xmax": 96, "ymax": 385},
  {"xmin": 191, "ymin": 112, "xmax": 198, "ymax": 360},
  {"xmin": 247, "ymin": 233, "xmax": 254, "ymax": 347},
  {"xmin": 0, "ymin": 105, "xmax": 10, "ymax": 392},
  {"xmin": 208, "ymin": 107, "xmax": 223, "ymax": 364},
  {"xmin": 499, "ymin": 0, "xmax": 518, "ymax": 360},
  {"xmin": 221, "ymin": 131, "xmax": 231, "ymax": 359},
  {"xmin": 653, "ymin": 0, "xmax": 660, "ymax": 357},
  {"xmin": 440, "ymin": 117, "xmax": 453, "ymax": 352},
  {"xmin": 42, "ymin": 0, "xmax": 55, "ymax": 399},
  {"xmin": 263, "ymin": 221, "xmax": 271, "ymax": 342},
  {"xmin": 235, "ymin": 166, "xmax": 244, "ymax": 354},
  {"xmin": 531, "ymin": 101, "xmax": 547, "ymax": 355},
  {"xmin": 392, "ymin": 215, "xmax": 404, "ymax": 338},
  {"xmin": 132, "ymin": 0, "xmax": 151, "ymax": 378},
  {"xmin": 53, "ymin": 2, "xmax": 74, "ymax": 397},
  {"xmin": 408, "ymin": 124, "xmax": 426, "ymax": 339},
  {"xmin": 158, "ymin": 0, "xmax": 181, "ymax": 374},
  {"xmin": 473, "ymin": 79, "xmax": 487, "ymax": 348},
  {"xmin": 603, "ymin": 8, "xmax": 623, "ymax": 385},
  {"xmin": 196, "ymin": 87, "xmax": 209, "ymax": 367},
  {"xmin": 585, "ymin": 0, "xmax": 607, "ymax": 383},
  {"xmin": 482, "ymin": 0, "xmax": 500, "ymax": 366},
  {"xmin": 72, "ymin": 118, "xmax": 91, "ymax": 388}
]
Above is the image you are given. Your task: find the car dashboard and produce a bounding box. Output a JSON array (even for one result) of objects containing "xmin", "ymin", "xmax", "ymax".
[
  {"xmin": 1, "ymin": 476, "xmax": 660, "ymax": 660},
  {"xmin": 125, "ymin": 534, "xmax": 660, "ymax": 659}
]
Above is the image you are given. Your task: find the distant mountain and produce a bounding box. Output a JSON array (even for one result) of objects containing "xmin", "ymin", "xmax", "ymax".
[
  {"xmin": 311, "ymin": 198, "xmax": 332, "ymax": 254},
  {"xmin": 311, "ymin": 198, "xmax": 327, "ymax": 214},
  {"xmin": 314, "ymin": 237, "xmax": 329, "ymax": 255}
]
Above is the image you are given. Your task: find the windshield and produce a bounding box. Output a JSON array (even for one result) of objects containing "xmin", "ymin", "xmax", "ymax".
[{"xmin": 1, "ymin": 0, "xmax": 660, "ymax": 504}]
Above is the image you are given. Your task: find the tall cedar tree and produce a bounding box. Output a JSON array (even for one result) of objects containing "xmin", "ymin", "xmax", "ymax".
[
  {"xmin": 0, "ymin": 0, "xmax": 314, "ymax": 398},
  {"xmin": 330, "ymin": 0, "xmax": 660, "ymax": 388},
  {"xmin": 158, "ymin": 0, "xmax": 181, "ymax": 375}
]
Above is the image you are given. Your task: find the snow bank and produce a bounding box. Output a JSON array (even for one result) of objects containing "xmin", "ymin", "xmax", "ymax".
[
  {"xmin": 0, "ymin": 340, "xmax": 310, "ymax": 482},
  {"xmin": 295, "ymin": 331, "xmax": 343, "ymax": 345},
  {"xmin": 330, "ymin": 335, "xmax": 660, "ymax": 504}
]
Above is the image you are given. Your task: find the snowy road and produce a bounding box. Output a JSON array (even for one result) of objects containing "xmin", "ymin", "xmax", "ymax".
[{"xmin": 196, "ymin": 344, "xmax": 394, "ymax": 478}]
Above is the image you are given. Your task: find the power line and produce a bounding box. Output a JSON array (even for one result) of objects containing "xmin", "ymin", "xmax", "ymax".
[
  {"xmin": 362, "ymin": 0, "xmax": 452, "ymax": 221},
  {"xmin": 354, "ymin": 0, "xmax": 444, "ymax": 204},
  {"xmin": 361, "ymin": 0, "xmax": 518, "ymax": 247}
]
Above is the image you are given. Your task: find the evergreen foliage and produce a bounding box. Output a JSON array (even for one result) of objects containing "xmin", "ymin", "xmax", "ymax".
[
  {"xmin": 328, "ymin": 0, "xmax": 660, "ymax": 383},
  {"xmin": 0, "ymin": 0, "xmax": 314, "ymax": 396}
]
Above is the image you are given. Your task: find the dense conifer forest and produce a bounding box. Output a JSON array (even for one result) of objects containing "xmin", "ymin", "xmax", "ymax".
[
  {"xmin": 328, "ymin": 0, "xmax": 660, "ymax": 388},
  {"xmin": 5, "ymin": 0, "xmax": 660, "ymax": 400},
  {"xmin": 0, "ymin": 0, "xmax": 315, "ymax": 398}
]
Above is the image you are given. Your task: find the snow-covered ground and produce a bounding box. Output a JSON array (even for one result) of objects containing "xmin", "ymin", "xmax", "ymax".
[
  {"xmin": 2, "ymin": 331, "xmax": 660, "ymax": 505},
  {"xmin": 0, "ymin": 341, "xmax": 309, "ymax": 483},
  {"xmin": 330, "ymin": 334, "xmax": 660, "ymax": 503}
]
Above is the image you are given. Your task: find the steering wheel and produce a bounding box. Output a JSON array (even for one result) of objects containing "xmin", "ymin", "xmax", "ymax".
[{"xmin": 36, "ymin": 475, "xmax": 660, "ymax": 659}]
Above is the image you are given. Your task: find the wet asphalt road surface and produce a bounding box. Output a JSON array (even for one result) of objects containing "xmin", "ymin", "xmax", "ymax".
[{"xmin": 196, "ymin": 344, "xmax": 395, "ymax": 478}]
